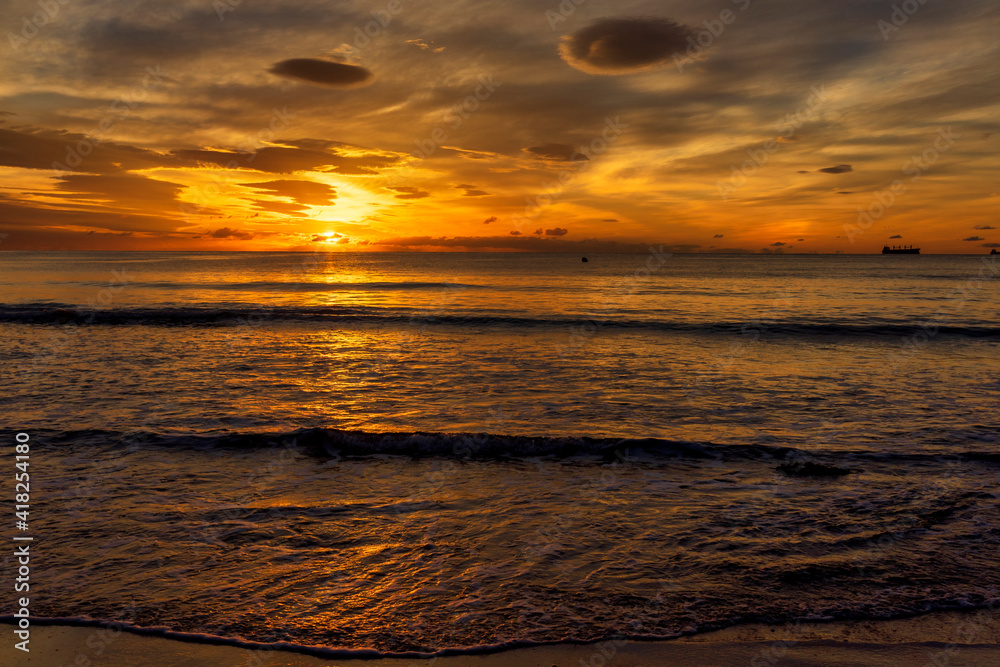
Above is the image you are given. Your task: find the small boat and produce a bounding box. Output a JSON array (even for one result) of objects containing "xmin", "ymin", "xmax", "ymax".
[
  {"xmin": 882, "ymin": 245, "xmax": 920, "ymax": 254},
  {"xmin": 992, "ymin": 249, "xmax": 998, "ymax": 255}
]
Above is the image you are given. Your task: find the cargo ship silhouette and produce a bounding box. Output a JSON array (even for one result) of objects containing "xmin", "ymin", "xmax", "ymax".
[{"xmin": 882, "ymin": 245, "xmax": 920, "ymax": 254}]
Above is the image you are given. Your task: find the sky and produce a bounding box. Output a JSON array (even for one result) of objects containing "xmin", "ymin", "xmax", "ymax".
[{"xmin": 0, "ymin": 0, "xmax": 997, "ymax": 253}]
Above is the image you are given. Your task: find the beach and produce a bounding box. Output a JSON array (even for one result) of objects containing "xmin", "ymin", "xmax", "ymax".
[{"xmin": 4, "ymin": 611, "xmax": 1000, "ymax": 666}]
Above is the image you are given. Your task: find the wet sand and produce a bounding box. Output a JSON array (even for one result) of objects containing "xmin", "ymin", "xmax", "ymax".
[{"xmin": 3, "ymin": 609, "xmax": 999, "ymax": 666}]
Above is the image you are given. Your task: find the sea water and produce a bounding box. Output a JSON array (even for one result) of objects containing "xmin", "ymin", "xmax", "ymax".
[{"xmin": 1, "ymin": 250, "xmax": 998, "ymax": 652}]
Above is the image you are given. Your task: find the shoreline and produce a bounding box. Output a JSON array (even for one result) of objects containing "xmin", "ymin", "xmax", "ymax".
[{"xmin": 3, "ymin": 609, "xmax": 998, "ymax": 666}]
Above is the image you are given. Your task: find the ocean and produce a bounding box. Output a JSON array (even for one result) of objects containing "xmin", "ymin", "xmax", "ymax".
[{"xmin": 2, "ymin": 250, "xmax": 999, "ymax": 655}]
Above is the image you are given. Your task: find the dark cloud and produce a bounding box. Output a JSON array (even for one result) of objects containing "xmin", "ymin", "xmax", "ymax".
[
  {"xmin": 457, "ymin": 184, "xmax": 490, "ymax": 196},
  {"xmin": 771, "ymin": 241, "xmax": 786, "ymax": 246},
  {"xmin": 52, "ymin": 173, "xmax": 183, "ymax": 209},
  {"xmin": 0, "ymin": 198, "xmax": 182, "ymax": 233},
  {"xmin": 713, "ymin": 234, "xmax": 724, "ymax": 238},
  {"xmin": 603, "ymin": 219, "xmax": 618, "ymax": 222},
  {"xmin": 269, "ymin": 59, "xmax": 374, "ymax": 88},
  {"xmin": 209, "ymin": 227, "xmax": 255, "ymax": 240},
  {"xmin": 483, "ymin": 216, "xmax": 497, "ymax": 224},
  {"xmin": 525, "ymin": 143, "xmax": 589, "ymax": 162},
  {"xmin": 982, "ymin": 243, "xmax": 1000, "ymax": 248},
  {"xmin": 818, "ymin": 164, "xmax": 853, "ymax": 174},
  {"xmin": 533, "ymin": 229, "xmax": 543, "ymax": 235},
  {"xmin": 389, "ymin": 186, "xmax": 430, "ymax": 199},
  {"xmin": 545, "ymin": 227, "xmax": 569, "ymax": 236},
  {"xmin": 974, "ymin": 225, "xmax": 996, "ymax": 230},
  {"xmin": 0, "ymin": 127, "xmax": 181, "ymax": 173},
  {"xmin": 963, "ymin": 236, "xmax": 985, "ymax": 241},
  {"xmin": 175, "ymin": 141, "xmax": 398, "ymax": 175},
  {"xmin": 559, "ymin": 18, "xmax": 694, "ymax": 74},
  {"xmin": 797, "ymin": 239, "xmax": 804, "ymax": 242},
  {"xmin": 889, "ymin": 234, "xmax": 903, "ymax": 239},
  {"xmin": 242, "ymin": 180, "xmax": 337, "ymax": 206},
  {"xmin": 510, "ymin": 230, "xmax": 521, "ymax": 235},
  {"xmin": 249, "ymin": 199, "xmax": 308, "ymax": 216}
]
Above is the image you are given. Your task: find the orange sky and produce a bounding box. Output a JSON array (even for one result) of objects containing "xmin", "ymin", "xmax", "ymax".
[{"xmin": 1, "ymin": 0, "xmax": 998, "ymax": 253}]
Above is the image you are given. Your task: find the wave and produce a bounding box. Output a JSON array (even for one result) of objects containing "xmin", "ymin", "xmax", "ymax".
[
  {"xmin": 20, "ymin": 427, "xmax": 1000, "ymax": 466},
  {"xmin": 1, "ymin": 303, "xmax": 998, "ymax": 337},
  {"xmin": 4, "ymin": 597, "xmax": 999, "ymax": 659},
  {"xmin": 0, "ymin": 615, "xmax": 593, "ymax": 660}
]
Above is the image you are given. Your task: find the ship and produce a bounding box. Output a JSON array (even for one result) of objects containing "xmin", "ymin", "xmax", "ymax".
[
  {"xmin": 882, "ymin": 245, "xmax": 920, "ymax": 254},
  {"xmin": 992, "ymin": 249, "xmax": 998, "ymax": 255}
]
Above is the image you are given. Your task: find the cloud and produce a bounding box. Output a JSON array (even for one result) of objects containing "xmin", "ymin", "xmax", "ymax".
[
  {"xmin": 248, "ymin": 199, "xmax": 308, "ymax": 216},
  {"xmin": 209, "ymin": 227, "xmax": 255, "ymax": 240},
  {"xmin": 457, "ymin": 184, "xmax": 490, "ymax": 196},
  {"xmin": 889, "ymin": 234, "xmax": 903, "ymax": 238},
  {"xmin": 52, "ymin": 173, "xmax": 184, "ymax": 209},
  {"xmin": 175, "ymin": 140, "xmax": 400, "ymax": 175},
  {"xmin": 510, "ymin": 230, "xmax": 521, "ymax": 235},
  {"xmin": 963, "ymin": 236, "xmax": 985, "ymax": 241},
  {"xmin": 545, "ymin": 227, "xmax": 569, "ymax": 236},
  {"xmin": 406, "ymin": 39, "xmax": 445, "ymax": 53},
  {"xmin": 602, "ymin": 218, "xmax": 618, "ymax": 222},
  {"xmin": 713, "ymin": 234, "xmax": 724, "ymax": 238},
  {"xmin": 771, "ymin": 241, "xmax": 786, "ymax": 246},
  {"xmin": 559, "ymin": 18, "xmax": 694, "ymax": 74},
  {"xmin": 818, "ymin": 164, "xmax": 853, "ymax": 174},
  {"xmin": 525, "ymin": 143, "xmax": 588, "ymax": 161},
  {"xmin": 0, "ymin": 127, "xmax": 182, "ymax": 174},
  {"xmin": 483, "ymin": 216, "xmax": 497, "ymax": 224},
  {"xmin": 389, "ymin": 186, "xmax": 430, "ymax": 199},
  {"xmin": 268, "ymin": 59, "xmax": 374, "ymax": 88},
  {"xmin": 533, "ymin": 229, "xmax": 543, "ymax": 235},
  {"xmin": 974, "ymin": 225, "xmax": 996, "ymax": 230},
  {"xmin": 242, "ymin": 180, "xmax": 337, "ymax": 206},
  {"xmin": 982, "ymin": 243, "xmax": 1000, "ymax": 248}
]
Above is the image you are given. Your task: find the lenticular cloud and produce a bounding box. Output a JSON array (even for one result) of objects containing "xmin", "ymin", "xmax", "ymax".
[
  {"xmin": 559, "ymin": 17, "xmax": 694, "ymax": 74},
  {"xmin": 269, "ymin": 58, "xmax": 374, "ymax": 88}
]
